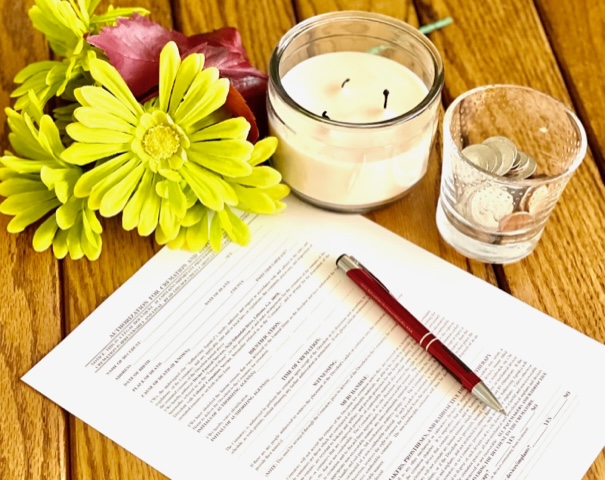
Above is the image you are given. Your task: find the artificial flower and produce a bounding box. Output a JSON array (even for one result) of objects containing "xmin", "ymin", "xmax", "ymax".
[
  {"xmin": 87, "ymin": 14, "xmax": 267, "ymax": 138},
  {"xmin": 11, "ymin": 0, "xmax": 147, "ymax": 112},
  {"xmin": 0, "ymin": 105, "xmax": 102, "ymax": 260},
  {"xmin": 61, "ymin": 41, "xmax": 287, "ymax": 253}
]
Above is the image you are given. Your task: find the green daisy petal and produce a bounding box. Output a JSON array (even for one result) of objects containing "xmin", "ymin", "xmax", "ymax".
[
  {"xmin": 67, "ymin": 122, "xmax": 133, "ymax": 144},
  {"xmin": 74, "ymin": 106, "xmax": 137, "ymax": 133},
  {"xmin": 0, "ymin": 190, "xmax": 58, "ymax": 215},
  {"xmin": 66, "ymin": 217, "xmax": 85, "ymax": 260},
  {"xmin": 138, "ymin": 183, "xmax": 161, "ymax": 236},
  {"xmin": 56, "ymin": 196, "xmax": 82, "ymax": 229},
  {"xmin": 33, "ymin": 215, "xmax": 59, "ymax": 252},
  {"xmin": 166, "ymin": 228, "xmax": 187, "ymax": 250},
  {"xmin": 180, "ymin": 162, "xmax": 237, "ymax": 211},
  {"xmin": 0, "ymin": 178, "xmax": 48, "ymax": 196},
  {"xmin": 0, "ymin": 156, "xmax": 51, "ymax": 174},
  {"xmin": 223, "ymin": 206, "xmax": 250, "ymax": 246},
  {"xmin": 122, "ymin": 169, "xmax": 153, "ymax": 231},
  {"xmin": 88, "ymin": 160, "xmax": 138, "ymax": 210},
  {"xmin": 168, "ymin": 54, "xmax": 203, "ymax": 117},
  {"xmin": 209, "ymin": 212, "xmax": 223, "ymax": 252},
  {"xmin": 188, "ymin": 117, "xmax": 250, "ymax": 143},
  {"xmin": 99, "ymin": 163, "xmax": 145, "ymax": 217},
  {"xmin": 181, "ymin": 202, "xmax": 206, "ymax": 227},
  {"xmin": 158, "ymin": 42, "xmax": 180, "ymax": 113},
  {"xmin": 88, "ymin": 58, "xmax": 144, "ymax": 117},
  {"xmin": 6, "ymin": 198, "xmax": 61, "ymax": 233},
  {"xmin": 52, "ymin": 228, "xmax": 69, "ymax": 259},
  {"xmin": 249, "ymin": 136, "xmax": 278, "ymax": 166},
  {"xmin": 74, "ymin": 152, "xmax": 130, "ymax": 197},
  {"xmin": 14, "ymin": 60, "xmax": 60, "ymax": 84},
  {"xmin": 232, "ymin": 166, "xmax": 282, "ymax": 187},
  {"xmin": 75, "ymin": 86, "xmax": 139, "ymax": 125},
  {"xmin": 188, "ymin": 139, "xmax": 253, "ymax": 177},
  {"xmin": 176, "ymin": 78, "xmax": 230, "ymax": 128},
  {"xmin": 62, "ymin": 141, "xmax": 129, "ymax": 165},
  {"xmin": 231, "ymin": 184, "xmax": 277, "ymax": 214},
  {"xmin": 185, "ymin": 209, "xmax": 209, "ymax": 251},
  {"xmin": 83, "ymin": 206, "xmax": 103, "ymax": 234},
  {"xmin": 159, "ymin": 198, "xmax": 179, "ymax": 241}
]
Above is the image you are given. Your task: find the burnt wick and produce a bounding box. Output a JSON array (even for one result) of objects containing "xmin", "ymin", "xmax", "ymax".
[
  {"xmin": 321, "ymin": 111, "xmax": 330, "ymax": 119},
  {"xmin": 341, "ymin": 78, "xmax": 350, "ymax": 88},
  {"xmin": 383, "ymin": 89, "xmax": 390, "ymax": 109}
]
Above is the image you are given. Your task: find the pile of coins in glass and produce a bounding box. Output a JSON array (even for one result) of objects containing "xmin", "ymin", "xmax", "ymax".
[{"xmin": 453, "ymin": 136, "xmax": 551, "ymax": 234}]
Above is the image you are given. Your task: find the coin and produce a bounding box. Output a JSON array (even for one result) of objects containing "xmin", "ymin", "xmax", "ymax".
[
  {"xmin": 520, "ymin": 185, "xmax": 550, "ymax": 214},
  {"xmin": 499, "ymin": 212, "xmax": 534, "ymax": 232},
  {"xmin": 468, "ymin": 185, "xmax": 515, "ymax": 229},
  {"xmin": 483, "ymin": 136, "xmax": 517, "ymax": 175},
  {"xmin": 506, "ymin": 151, "xmax": 536, "ymax": 178},
  {"xmin": 461, "ymin": 144, "xmax": 500, "ymax": 171}
]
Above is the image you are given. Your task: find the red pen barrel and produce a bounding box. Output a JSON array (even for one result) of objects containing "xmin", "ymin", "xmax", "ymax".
[{"xmin": 346, "ymin": 267, "xmax": 481, "ymax": 392}]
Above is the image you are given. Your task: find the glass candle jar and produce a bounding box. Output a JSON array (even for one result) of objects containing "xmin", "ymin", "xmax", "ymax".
[{"xmin": 267, "ymin": 11, "xmax": 444, "ymax": 212}]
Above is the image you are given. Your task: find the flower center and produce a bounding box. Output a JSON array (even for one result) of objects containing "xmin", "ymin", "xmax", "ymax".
[{"xmin": 142, "ymin": 125, "xmax": 181, "ymax": 160}]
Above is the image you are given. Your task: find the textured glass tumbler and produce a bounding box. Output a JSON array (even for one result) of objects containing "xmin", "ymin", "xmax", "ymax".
[{"xmin": 436, "ymin": 85, "xmax": 587, "ymax": 264}]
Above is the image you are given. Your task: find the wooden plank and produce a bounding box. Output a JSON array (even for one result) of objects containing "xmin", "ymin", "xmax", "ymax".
[
  {"xmin": 63, "ymin": 1, "xmax": 173, "ymax": 479},
  {"xmin": 534, "ymin": 0, "xmax": 605, "ymax": 170},
  {"xmin": 0, "ymin": 1, "xmax": 68, "ymax": 479},
  {"xmin": 292, "ymin": 0, "xmax": 498, "ymax": 285},
  {"xmin": 413, "ymin": 0, "xmax": 604, "ymax": 478}
]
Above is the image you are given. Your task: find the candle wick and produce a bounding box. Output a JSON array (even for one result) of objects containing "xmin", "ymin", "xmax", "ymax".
[
  {"xmin": 341, "ymin": 78, "xmax": 350, "ymax": 88},
  {"xmin": 383, "ymin": 89, "xmax": 390, "ymax": 109},
  {"xmin": 321, "ymin": 111, "xmax": 330, "ymax": 119}
]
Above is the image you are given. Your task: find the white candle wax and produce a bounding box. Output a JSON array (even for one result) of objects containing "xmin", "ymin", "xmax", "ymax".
[{"xmin": 269, "ymin": 51, "xmax": 440, "ymax": 210}]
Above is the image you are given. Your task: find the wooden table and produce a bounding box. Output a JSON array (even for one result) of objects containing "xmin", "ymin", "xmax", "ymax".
[{"xmin": 1, "ymin": 0, "xmax": 603, "ymax": 478}]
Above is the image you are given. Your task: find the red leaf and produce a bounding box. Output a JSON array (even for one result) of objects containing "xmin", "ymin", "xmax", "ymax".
[
  {"xmin": 225, "ymin": 85, "xmax": 259, "ymax": 143},
  {"xmin": 88, "ymin": 16, "xmax": 268, "ymax": 140},
  {"xmin": 88, "ymin": 15, "xmax": 189, "ymax": 98}
]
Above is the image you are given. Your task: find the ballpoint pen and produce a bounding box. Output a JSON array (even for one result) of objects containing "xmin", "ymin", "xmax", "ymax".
[{"xmin": 336, "ymin": 254, "xmax": 506, "ymax": 414}]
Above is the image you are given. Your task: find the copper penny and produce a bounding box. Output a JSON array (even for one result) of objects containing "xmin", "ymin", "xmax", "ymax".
[{"xmin": 498, "ymin": 212, "xmax": 534, "ymax": 232}]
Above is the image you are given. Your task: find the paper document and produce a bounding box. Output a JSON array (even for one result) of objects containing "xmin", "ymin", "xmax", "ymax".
[{"xmin": 23, "ymin": 197, "xmax": 605, "ymax": 479}]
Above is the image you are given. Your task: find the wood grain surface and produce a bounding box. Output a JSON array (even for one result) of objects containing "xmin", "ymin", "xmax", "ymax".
[{"xmin": 0, "ymin": 0, "xmax": 602, "ymax": 479}]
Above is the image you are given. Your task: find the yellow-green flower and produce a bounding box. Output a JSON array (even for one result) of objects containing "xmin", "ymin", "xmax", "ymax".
[
  {"xmin": 61, "ymin": 41, "xmax": 288, "ymax": 252},
  {"xmin": 12, "ymin": 0, "xmax": 147, "ymax": 111},
  {"xmin": 0, "ymin": 106, "xmax": 103, "ymax": 260}
]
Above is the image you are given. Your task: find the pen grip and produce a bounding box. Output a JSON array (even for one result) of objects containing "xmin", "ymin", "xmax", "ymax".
[{"xmin": 346, "ymin": 268, "xmax": 481, "ymax": 391}]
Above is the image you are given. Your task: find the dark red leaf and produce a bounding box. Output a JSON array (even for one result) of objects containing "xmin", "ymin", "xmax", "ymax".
[{"xmin": 225, "ymin": 85, "xmax": 259, "ymax": 143}]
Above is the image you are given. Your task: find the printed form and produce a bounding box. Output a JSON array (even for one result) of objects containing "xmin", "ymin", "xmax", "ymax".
[{"xmin": 23, "ymin": 197, "xmax": 605, "ymax": 479}]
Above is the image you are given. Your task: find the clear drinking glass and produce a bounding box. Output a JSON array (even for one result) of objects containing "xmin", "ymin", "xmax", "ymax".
[{"xmin": 436, "ymin": 85, "xmax": 587, "ymax": 264}]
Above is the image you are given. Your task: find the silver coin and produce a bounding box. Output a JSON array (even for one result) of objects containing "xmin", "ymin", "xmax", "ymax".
[
  {"xmin": 506, "ymin": 151, "xmax": 536, "ymax": 178},
  {"xmin": 468, "ymin": 185, "xmax": 515, "ymax": 229},
  {"xmin": 482, "ymin": 136, "xmax": 517, "ymax": 175},
  {"xmin": 461, "ymin": 144, "xmax": 501, "ymax": 172},
  {"xmin": 520, "ymin": 185, "xmax": 550, "ymax": 214}
]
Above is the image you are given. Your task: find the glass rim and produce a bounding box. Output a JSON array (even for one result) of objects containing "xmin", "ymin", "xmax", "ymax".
[
  {"xmin": 443, "ymin": 84, "xmax": 587, "ymax": 185},
  {"xmin": 268, "ymin": 10, "xmax": 444, "ymax": 130}
]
